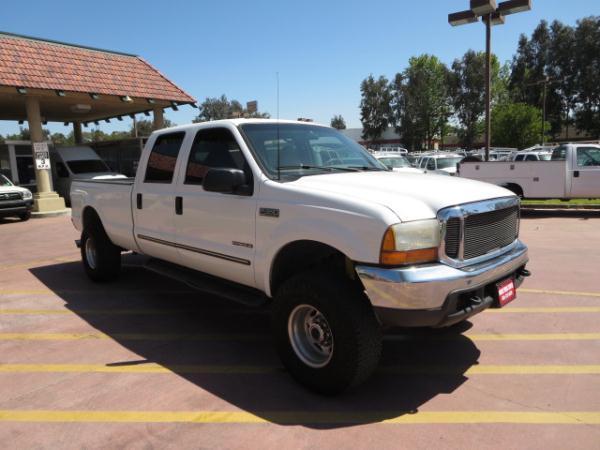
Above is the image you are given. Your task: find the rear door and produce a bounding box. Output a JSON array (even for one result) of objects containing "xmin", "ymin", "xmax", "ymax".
[
  {"xmin": 133, "ymin": 131, "xmax": 186, "ymax": 263},
  {"xmin": 570, "ymin": 146, "xmax": 600, "ymax": 198},
  {"xmin": 174, "ymin": 126, "xmax": 257, "ymax": 287}
]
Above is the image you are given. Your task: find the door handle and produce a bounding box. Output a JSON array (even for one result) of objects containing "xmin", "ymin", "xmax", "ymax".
[
  {"xmin": 136, "ymin": 193, "xmax": 142, "ymax": 209},
  {"xmin": 175, "ymin": 196, "xmax": 183, "ymax": 215},
  {"xmin": 574, "ymin": 171, "xmax": 580, "ymax": 178}
]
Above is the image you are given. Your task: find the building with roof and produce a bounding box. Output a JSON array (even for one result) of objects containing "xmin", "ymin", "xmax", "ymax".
[{"xmin": 0, "ymin": 31, "xmax": 196, "ymax": 214}]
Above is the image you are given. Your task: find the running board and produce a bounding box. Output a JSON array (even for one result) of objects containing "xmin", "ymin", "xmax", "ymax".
[{"xmin": 143, "ymin": 258, "xmax": 268, "ymax": 307}]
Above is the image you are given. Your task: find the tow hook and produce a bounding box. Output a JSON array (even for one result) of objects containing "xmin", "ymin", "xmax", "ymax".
[{"xmin": 518, "ymin": 268, "xmax": 531, "ymax": 278}]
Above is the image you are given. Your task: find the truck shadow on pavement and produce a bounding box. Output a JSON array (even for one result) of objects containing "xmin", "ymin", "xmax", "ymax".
[{"xmin": 30, "ymin": 259, "xmax": 481, "ymax": 429}]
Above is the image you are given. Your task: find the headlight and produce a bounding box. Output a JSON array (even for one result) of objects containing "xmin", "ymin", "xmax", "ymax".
[
  {"xmin": 380, "ymin": 219, "xmax": 441, "ymax": 266},
  {"xmin": 22, "ymin": 190, "xmax": 33, "ymax": 200}
]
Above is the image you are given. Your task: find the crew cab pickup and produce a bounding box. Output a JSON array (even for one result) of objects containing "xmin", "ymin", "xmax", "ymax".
[
  {"xmin": 71, "ymin": 119, "xmax": 529, "ymax": 394},
  {"xmin": 458, "ymin": 143, "xmax": 600, "ymax": 198}
]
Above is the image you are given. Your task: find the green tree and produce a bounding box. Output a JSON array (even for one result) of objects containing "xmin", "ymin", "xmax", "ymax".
[
  {"xmin": 193, "ymin": 95, "xmax": 269, "ymax": 122},
  {"xmin": 450, "ymin": 50, "xmax": 500, "ymax": 150},
  {"xmin": 391, "ymin": 55, "xmax": 451, "ymax": 150},
  {"xmin": 4, "ymin": 127, "xmax": 51, "ymax": 141},
  {"xmin": 491, "ymin": 103, "xmax": 548, "ymax": 149},
  {"xmin": 359, "ymin": 75, "xmax": 392, "ymax": 143},
  {"xmin": 131, "ymin": 119, "xmax": 174, "ymax": 137},
  {"xmin": 330, "ymin": 115, "xmax": 346, "ymax": 129},
  {"xmin": 573, "ymin": 16, "xmax": 600, "ymax": 137}
]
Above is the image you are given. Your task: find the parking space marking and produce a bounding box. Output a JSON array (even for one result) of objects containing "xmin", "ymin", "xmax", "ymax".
[
  {"xmin": 487, "ymin": 307, "xmax": 600, "ymax": 313},
  {"xmin": 0, "ymin": 363, "xmax": 599, "ymax": 375},
  {"xmin": 2, "ymin": 332, "xmax": 600, "ymax": 341},
  {"xmin": 520, "ymin": 288, "xmax": 600, "ymax": 298},
  {"xmin": 0, "ymin": 410, "xmax": 598, "ymax": 424}
]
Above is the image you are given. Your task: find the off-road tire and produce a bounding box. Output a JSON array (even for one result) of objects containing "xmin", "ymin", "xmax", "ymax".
[
  {"xmin": 272, "ymin": 269, "xmax": 382, "ymax": 395},
  {"xmin": 80, "ymin": 222, "xmax": 121, "ymax": 282}
]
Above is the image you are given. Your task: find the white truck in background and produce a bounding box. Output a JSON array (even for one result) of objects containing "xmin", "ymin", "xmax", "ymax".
[
  {"xmin": 458, "ymin": 143, "xmax": 600, "ymax": 199},
  {"xmin": 70, "ymin": 119, "xmax": 530, "ymax": 394}
]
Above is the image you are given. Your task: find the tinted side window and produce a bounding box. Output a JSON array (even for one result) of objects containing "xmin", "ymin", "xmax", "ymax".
[
  {"xmin": 576, "ymin": 147, "xmax": 600, "ymax": 167},
  {"xmin": 144, "ymin": 132, "xmax": 185, "ymax": 183},
  {"xmin": 515, "ymin": 155, "xmax": 524, "ymax": 161},
  {"xmin": 525, "ymin": 155, "xmax": 537, "ymax": 161},
  {"xmin": 56, "ymin": 162, "xmax": 69, "ymax": 178},
  {"xmin": 551, "ymin": 146, "xmax": 567, "ymax": 161},
  {"xmin": 185, "ymin": 128, "xmax": 246, "ymax": 185},
  {"xmin": 427, "ymin": 159, "xmax": 436, "ymax": 170}
]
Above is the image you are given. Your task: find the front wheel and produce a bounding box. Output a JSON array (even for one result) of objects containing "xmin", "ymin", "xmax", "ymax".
[
  {"xmin": 272, "ymin": 269, "xmax": 382, "ymax": 395},
  {"xmin": 19, "ymin": 211, "xmax": 31, "ymax": 221},
  {"xmin": 80, "ymin": 225, "xmax": 121, "ymax": 282}
]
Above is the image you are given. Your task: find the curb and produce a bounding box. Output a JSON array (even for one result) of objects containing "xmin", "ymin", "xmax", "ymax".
[{"xmin": 31, "ymin": 208, "xmax": 71, "ymax": 219}]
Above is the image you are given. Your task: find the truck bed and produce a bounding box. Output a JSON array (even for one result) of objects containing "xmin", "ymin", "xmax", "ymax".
[{"xmin": 458, "ymin": 161, "xmax": 567, "ymax": 198}]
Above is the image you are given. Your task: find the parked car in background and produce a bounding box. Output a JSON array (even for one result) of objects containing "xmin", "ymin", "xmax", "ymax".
[
  {"xmin": 373, "ymin": 153, "xmax": 424, "ymax": 173},
  {"xmin": 377, "ymin": 146, "xmax": 408, "ymax": 154},
  {"xmin": 458, "ymin": 143, "xmax": 600, "ymax": 198},
  {"xmin": 51, "ymin": 146, "xmax": 126, "ymax": 206},
  {"xmin": 418, "ymin": 153, "xmax": 464, "ymax": 176},
  {"xmin": 511, "ymin": 151, "xmax": 553, "ymax": 162},
  {"xmin": 71, "ymin": 119, "xmax": 529, "ymax": 394},
  {"xmin": 0, "ymin": 173, "xmax": 33, "ymax": 221}
]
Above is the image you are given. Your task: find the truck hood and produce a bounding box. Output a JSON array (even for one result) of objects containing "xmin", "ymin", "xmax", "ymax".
[
  {"xmin": 291, "ymin": 171, "xmax": 514, "ymax": 222},
  {"xmin": 0, "ymin": 185, "xmax": 30, "ymax": 195}
]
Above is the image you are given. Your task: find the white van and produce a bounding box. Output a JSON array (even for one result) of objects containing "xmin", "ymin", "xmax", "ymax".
[{"xmin": 51, "ymin": 146, "xmax": 126, "ymax": 205}]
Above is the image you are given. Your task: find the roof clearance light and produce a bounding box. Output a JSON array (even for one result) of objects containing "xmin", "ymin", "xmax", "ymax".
[{"xmin": 120, "ymin": 96, "xmax": 133, "ymax": 103}]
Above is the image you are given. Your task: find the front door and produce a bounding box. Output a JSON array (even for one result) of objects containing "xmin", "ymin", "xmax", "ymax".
[
  {"xmin": 570, "ymin": 146, "xmax": 600, "ymax": 198},
  {"xmin": 133, "ymin": 131, "xmax": 187, "ymax": 263},
  {"xmin": 175, "ymin": 126, "xmax": 257, "ymax": 288}
]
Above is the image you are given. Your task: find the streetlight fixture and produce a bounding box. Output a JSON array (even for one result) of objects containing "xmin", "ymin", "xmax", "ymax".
[{"xmin": 449, "ymin": 0, "xmax": 531, "ymax": 161}]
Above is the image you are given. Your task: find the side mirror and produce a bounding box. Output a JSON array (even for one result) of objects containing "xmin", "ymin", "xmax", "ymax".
[{"xmin": 203, "ymin": 168, "xmax": 250, "ymax": 195}]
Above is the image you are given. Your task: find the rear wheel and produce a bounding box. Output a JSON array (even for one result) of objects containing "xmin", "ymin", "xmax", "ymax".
[
  {"xmin": 272, "ymin": 269, "xmax": 382, "ymax": 394},
  {"xmin": 81, "ymin": 222, "xmax": 121, "ymax": 282}
]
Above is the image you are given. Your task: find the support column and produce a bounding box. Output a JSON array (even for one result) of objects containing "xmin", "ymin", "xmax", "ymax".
[
  {"xmin": 73, "ymin": 122, "xmax": 83, "ymax": 144},
  {"xmin": 153, "ymin": 107, "xmax": 164, "ymax": 130},
  {"xmin": 25, "ymin": 96, "xmax": 65, "ymax": 213}
]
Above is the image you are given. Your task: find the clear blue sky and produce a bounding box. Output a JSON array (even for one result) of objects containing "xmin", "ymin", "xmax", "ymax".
[{"xmin": 1, "ymin": 0, "xmax": 597, "ymax": 136}]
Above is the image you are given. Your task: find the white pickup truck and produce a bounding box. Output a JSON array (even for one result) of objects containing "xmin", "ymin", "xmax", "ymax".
[
  {"xmin": 458, "ymin": 143, "xmax": 600, "ymax": 199},
  {"xmin": 71, "ymin": 119, "xmax": 530, "ymax": 394}
]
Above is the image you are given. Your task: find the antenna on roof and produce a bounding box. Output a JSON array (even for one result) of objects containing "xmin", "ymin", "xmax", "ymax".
[{"xmin": 276, "ymin": 71, "xmax": 281, "ymax": 181}]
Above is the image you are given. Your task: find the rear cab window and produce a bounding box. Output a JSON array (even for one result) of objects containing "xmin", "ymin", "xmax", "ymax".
[{"xmin": 144, "ymin": 132, "xmax": 186, "ymax": 183}]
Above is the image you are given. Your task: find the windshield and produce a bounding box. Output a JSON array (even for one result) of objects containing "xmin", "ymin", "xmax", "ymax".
[
  {"xmin": 436, "ymin": 157, "xmax": 462, "ymax": 169},
  {"xmin": 0, "ymin": 174, "xmax": 13, "ymax": 186},
  {"xmin": 66, "ymin": 159, "xmax": 110, "ymax": 174},
  {"xmin": 378, "ymin": 156, "xmax": 411, "ymax": 168},
  {"xmin": 239, "ymin": 123, "xmax": 387, "ymax": 179}
]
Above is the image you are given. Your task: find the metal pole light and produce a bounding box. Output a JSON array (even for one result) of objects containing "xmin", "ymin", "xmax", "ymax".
[{"xmin": 449, "ymin": 0, "xmax": 531, "ymax": 161}]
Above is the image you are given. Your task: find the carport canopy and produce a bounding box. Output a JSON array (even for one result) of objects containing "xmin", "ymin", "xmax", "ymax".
[{"xmin": 0, "ymin": 31, "xmax": 196, "ymax": 213}]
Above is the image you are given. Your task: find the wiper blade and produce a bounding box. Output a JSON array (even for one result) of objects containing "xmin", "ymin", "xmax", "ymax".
[
  {"xmin": 348, "ymin": 166, "xmax": 386, "ymax": 171},
  {"xmin": 277, "ymin": 165, "xmax": 360, "ymax": 172}
]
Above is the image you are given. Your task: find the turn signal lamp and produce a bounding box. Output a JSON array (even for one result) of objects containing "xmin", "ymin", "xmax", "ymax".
[{"xmin": 380, "ymin": 220, "xmax": 441, "ymax": 266}]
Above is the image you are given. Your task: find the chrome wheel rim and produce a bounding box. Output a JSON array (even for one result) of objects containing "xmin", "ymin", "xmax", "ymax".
[
  {"xmin": 288, "ymin": 304, "xmax": 334, "ymax": 368},
  {"xmin": 85, "ymin": 237, "xmax": 97, "ymax": 270}
]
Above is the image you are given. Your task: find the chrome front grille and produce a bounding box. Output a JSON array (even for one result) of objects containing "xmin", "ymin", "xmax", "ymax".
[
  {"xmin": 463, "ymin": 205, "xmax": 519, "ymax": 259},
  {"xmin": 0, "ymin": 192, "xmax": 22, "ymax": 201},
  {"xmin": 440, "ymin": 197, "xmax": 520, "ymax": 264}
]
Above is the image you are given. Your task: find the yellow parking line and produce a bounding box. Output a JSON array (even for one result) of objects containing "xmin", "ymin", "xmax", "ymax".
[
  {"xmin": 1, "ymin": 332, "xmax": 599, "ymax": 342},
  {"xmin": 520, "ymin": 288, "xmax": 600, "ymax": 298},
  {"xmin": 0, "ymin": 363, "xmax": 598, "ymax": 375},
  {"xmin": 0, "ymin": 332, "xmax": 267, "ymax": 341},
  {"xmin": 0, "ymin": 410, "xmax": 598, "ymax": 424},
  {"xmin": 488, "ymin": 307, "xmax": 600, "ymax": 313}
]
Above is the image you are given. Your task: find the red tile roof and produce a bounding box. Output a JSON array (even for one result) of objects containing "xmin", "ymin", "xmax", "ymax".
[{"xmin": 0, "ymin": 33, "xmax": 195, "ymax": 103}]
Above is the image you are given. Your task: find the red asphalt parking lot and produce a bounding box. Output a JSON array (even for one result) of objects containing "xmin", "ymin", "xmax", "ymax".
[{"xmin": 0, "ymin": 212, "xmax": 599, "ymax": 449}]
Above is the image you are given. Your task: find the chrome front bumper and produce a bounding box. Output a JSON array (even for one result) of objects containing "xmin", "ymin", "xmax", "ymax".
[{"xmin": 355, "ymin": 240, "xmax": 529, "ymax": 311}]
